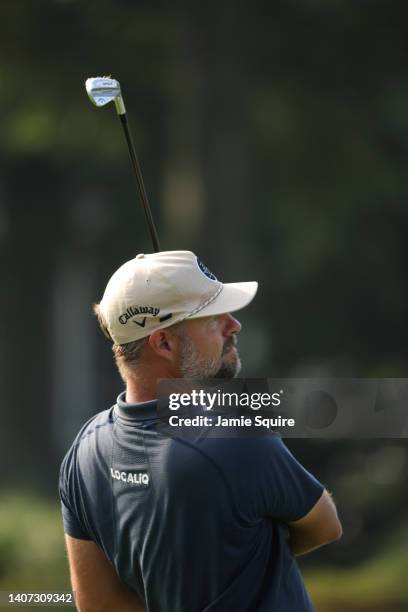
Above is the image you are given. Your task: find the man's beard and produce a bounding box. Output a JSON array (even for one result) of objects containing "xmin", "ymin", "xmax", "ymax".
[{"xmin": 177, "ymin": 334, "xmax": 241, "ymax": 379}]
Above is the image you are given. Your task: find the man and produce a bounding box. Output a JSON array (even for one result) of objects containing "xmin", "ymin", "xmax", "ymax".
[{"xmin": 59, "ymin": 250, "xmax": 342, "ymax": 612}]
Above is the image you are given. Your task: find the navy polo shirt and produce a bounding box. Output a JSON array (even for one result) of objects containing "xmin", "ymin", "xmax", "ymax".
[{"xmin": 59, "ymin": 392, "xmax": 323, "ymax": 611}]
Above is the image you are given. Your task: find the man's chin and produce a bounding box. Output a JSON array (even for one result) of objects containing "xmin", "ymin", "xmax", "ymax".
[{"xmin": 214, "ymin": 355, "xmax": 242, "ymax": 379}]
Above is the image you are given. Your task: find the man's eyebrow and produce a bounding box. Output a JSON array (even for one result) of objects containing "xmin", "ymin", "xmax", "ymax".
[
  {"xmin": 202, "ymin": 314, "xmax": 221, "ymax": 326},
  {"xmin": 203, "ymin": 315, "xmax": 217, "ymax": 327}
]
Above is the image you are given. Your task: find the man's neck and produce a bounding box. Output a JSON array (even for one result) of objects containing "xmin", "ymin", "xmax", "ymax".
[
  {"xmin": 125, "ymin": 382, "xmax": 157, "ymax": 404},
  {"xmin": 124, "ymin": 359, "xmax": 180, "ymax": 404}
]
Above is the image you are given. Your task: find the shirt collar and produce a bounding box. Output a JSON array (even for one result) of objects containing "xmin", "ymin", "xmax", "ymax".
[{"xmin": 115, "ymin": 390, "xmax": 159, "ymax": 421}]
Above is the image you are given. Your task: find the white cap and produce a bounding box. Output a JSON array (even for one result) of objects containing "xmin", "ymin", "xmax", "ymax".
[{"xmin": 99, "ymin": 250, "xmax": 258, "ymax": 344}]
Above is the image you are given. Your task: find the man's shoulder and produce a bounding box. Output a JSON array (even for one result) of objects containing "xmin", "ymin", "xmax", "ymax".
[
  {"xmin": 60, "ymin": 406, "xmax": 115, "ymax": 472},
  {"xmin": 72, "ymin": 406, "xmax": 115, "ymax": 447}
]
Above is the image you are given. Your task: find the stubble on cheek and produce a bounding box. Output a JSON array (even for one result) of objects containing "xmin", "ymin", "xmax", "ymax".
[{"xmin": 177, "ymin": 333, "xmax": 241, "ymax": 379}]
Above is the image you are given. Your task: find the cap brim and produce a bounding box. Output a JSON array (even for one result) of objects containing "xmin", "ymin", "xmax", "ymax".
[{"xmin": 188, "ymin": 281, "xmax": 258, "ymax": 320}]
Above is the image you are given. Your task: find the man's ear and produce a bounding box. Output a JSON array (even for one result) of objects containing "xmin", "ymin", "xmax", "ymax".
[{"xmin": 148, "ymin": 328, "xmax": 179, "ymax": 362}]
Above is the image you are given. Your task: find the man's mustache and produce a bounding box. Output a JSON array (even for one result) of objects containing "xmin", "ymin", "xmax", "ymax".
[{"xmin": 222, "ymin": 335, "xmax": 238, "ymax": 355}]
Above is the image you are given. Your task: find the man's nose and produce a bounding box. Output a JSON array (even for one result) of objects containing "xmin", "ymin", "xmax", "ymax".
[{"xmin": 223, "ymin": 313, "xmax": 242, "ymax": 335}]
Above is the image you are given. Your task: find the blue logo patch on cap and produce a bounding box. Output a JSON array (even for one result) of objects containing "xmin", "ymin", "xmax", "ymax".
[{"xmin": 197, "ymin": 257, "xmax": 218, "ymax": 281}]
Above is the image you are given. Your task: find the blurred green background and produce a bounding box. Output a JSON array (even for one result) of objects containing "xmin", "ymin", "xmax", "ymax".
[{"xmin": 0, "ymin": 1, "xmax": 407, "ymax": 610}]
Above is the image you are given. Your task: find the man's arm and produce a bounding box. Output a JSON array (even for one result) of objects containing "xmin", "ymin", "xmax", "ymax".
[
  {"xmin": 287, "ymin": 489, "xmax": 342, "ymax": 556},
  {"xmin": 65, "ymin": 535, "xmax": 145, "ymax": 612}
]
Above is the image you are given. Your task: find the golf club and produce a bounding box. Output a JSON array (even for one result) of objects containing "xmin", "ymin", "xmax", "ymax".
[{"xmin": 85, "ymin": 76, "xmax": 161, "ymax": 252}]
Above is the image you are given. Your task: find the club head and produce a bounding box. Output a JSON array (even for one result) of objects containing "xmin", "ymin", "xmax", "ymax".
[
  {"xmin": 85, "ymin": 76, "xmax": 121, "ymax": 106},
  {"xmin": 85, "ymin": 76, "xmax": 126, "ymax": 114}
]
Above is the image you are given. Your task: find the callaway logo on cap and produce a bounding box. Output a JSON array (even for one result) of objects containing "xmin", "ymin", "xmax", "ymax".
[{"xmin": 99, "ymin": 250, "xmax": 258, "ymax": 344}]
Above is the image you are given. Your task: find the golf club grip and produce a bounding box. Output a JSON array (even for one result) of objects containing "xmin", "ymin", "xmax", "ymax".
[{"xmin": 119, "ymin": 114, "xmax": 161, "ymax": 252}]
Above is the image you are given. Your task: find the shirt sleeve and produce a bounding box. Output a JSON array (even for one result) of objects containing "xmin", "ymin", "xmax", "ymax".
[
  {"xmin": 58, "ymin": 450, "xmax": 92, "ymax": 540},
  {"xmin": 250, "ymin": 436, "xmax": 324, "ymax": 522}
]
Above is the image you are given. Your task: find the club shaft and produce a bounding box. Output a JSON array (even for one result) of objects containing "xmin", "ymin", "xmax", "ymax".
[{"xmin": 118, "ymin": 113, "xmax": 161, "ymax": 252}]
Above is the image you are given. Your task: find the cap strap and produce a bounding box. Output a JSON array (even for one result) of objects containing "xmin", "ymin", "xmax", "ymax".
[{"xmin": 185, "ymin": 283, "xmax": 223, "ymax": 318}]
